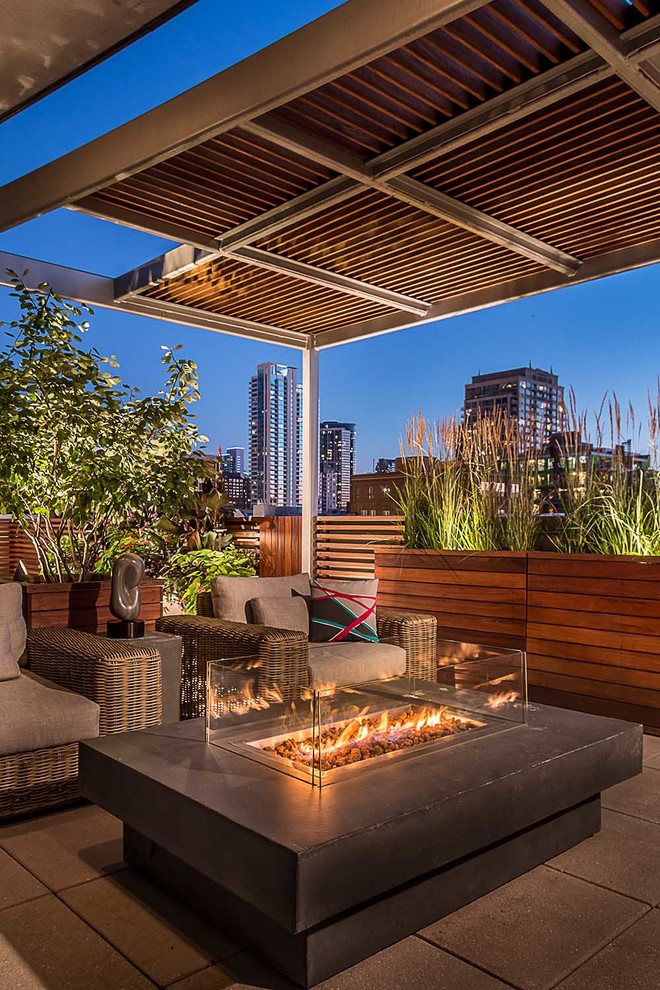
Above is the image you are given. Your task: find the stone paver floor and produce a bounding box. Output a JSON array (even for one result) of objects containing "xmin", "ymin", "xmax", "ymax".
[{"xmin": 0, "ymin": 736, "xmax": 658, "ymax": 990}]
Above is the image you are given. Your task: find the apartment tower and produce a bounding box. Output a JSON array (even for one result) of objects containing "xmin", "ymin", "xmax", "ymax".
[{"xmin": 249, "ymin": 363, "xmax": 302, "ymax": 508}]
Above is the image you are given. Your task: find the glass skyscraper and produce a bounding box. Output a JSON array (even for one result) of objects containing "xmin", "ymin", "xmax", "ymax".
[
  {"xmin": 249, "ymin": 363, "xmax": 302, "ymax": 508},
  {"xmin": 319, "ymin": 421, "xmax": 356, "ymax": 513}
]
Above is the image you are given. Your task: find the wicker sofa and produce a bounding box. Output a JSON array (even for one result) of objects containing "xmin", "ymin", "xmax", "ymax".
[
  {"xmin": 0, "ymin": 616, "xmax": 162, "ymax": 821},
  {"xmin": 157, "ymin": 584, "xmax": 437, "ymax": 720}
]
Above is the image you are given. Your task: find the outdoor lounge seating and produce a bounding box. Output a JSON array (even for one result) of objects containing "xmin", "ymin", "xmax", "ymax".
[
  {"xmin": 157, "ymin": 574, "xmax": 437, "ymax": 718},
  {"xmin": 0, "ymin": 583, "xmax": 163, "ymax": 821}
]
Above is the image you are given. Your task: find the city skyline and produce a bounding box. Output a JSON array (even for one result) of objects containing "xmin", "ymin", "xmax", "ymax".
[{"xmin": 1, "ymin": 0, "xmax": 659, "ymax": 475}]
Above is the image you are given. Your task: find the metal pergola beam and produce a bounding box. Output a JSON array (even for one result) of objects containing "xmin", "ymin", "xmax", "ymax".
[
  {"xmin": 115, "ymin": 241, "xmax": 429, "ymax": 316},
  {"xmin": 383, "ymin": 176, "xmax": 580, "ymax": 276},
  {"xmin": 540, "ymin": 0, "xmax": 660, "ymax": 113},
  {"xmin": 0, "ymin": 0, "xmax": 489, "ymax": 233},
  {"xmin": 313, "ymin": 237, "xmax": 660, "ymax": 349},
  {"xmin": 226, "ymin": 133, "xmax": 580, "ymax": 276},
  {"xmin": 0, "ymin": 252, "xmax": 308, "ymax": 350}
]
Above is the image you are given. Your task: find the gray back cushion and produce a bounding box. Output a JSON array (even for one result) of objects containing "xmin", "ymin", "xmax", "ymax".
[
  {"xmin": 0, "ymin": 582, "xmax": 26, "ymax": 681},
  {"xmin": 211, "ymin": 573, "xmax": 311, "ymax": 623},
  {"xmin": 250, "ymin": 595, "xmax": 310, "ymax": 635}
]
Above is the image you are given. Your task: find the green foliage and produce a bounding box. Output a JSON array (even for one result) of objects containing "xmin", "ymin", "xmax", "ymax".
[
  {"xmin": 552, "ymin": 393, "xmax": 660, "ymax": 555},
  {"xmin": 157, "ymin": 465, "xmax": 232, "ymax": 551},
  {"xmin": 162, "ymin": 547, "xmax": 256, "ymax": 614},
  {"xmin": 393, "ymin": 412, "xmax": 540, "ymax": 552},
  {"xmin": 397, "ymin": 391, "xmax": 660, "ymax": 558},
  {"xmin": 0, "ymin": 272, "xmax": 208, "ymax": 581}
]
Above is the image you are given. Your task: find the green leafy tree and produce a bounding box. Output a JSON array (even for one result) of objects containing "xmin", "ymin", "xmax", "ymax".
[{"xmin": 0, "ymin": 272, "xmax": 208, "ymax": 581}]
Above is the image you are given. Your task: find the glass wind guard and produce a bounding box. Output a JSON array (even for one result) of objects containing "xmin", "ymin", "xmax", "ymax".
[{"xmin": 206, "ymin": 639, "xmax": 527, "ymax": 788}]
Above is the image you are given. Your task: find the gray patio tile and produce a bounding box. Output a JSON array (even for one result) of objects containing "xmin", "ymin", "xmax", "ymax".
[
  {"xmin": 643, "ymin": 734, "xmax": 660, "ymax": 769},
  {"xmin": 169, "ymin": 940, "xmax": 513, "ymax": 990},
  {"xmin": 0, "ymin": 846, "xmax": 47, "ymax": 910},
  {"xmin": 419, "ymin": 865, "xmax": 646, "ymax": 990},
  {"xmin": 547, "ymin": 808, "xmax": 660, "ymax": 905},
  {"xmin": 556, "ymin": 908, "xmax": 659, "ymax": 990},
  {"xmin": 602, "ymin": 767, "xmax": 660, "ymax": 824},
  {"xmin": 0, "ymin": 802, "xmax": 124, "ymax": 890},
  {"xmin": 0, "ymin": 893, "xmax": 155, "ymax": 989},
  {"xmin": 61, "ymin": 869, "xmax": 237, "ymax": 988}
]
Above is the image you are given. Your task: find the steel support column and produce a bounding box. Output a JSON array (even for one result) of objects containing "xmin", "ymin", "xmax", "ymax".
[{"xmin": 301, "ymin": 344, "xmax": 320, "ymax": 575}]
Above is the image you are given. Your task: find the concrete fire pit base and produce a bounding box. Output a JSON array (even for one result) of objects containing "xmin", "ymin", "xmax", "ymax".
[{"xmin": 80, "ymin": 706, "xmax": 642, "ymax": 987}]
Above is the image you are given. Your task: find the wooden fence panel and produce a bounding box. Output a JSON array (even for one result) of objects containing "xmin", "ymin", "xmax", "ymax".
[
  {"xmin": 315, "ymin": 516, "xmax": 403, "ymax": 580},
  {"xmin": 0, "ymin": 516, "xmax": 40, "ymax": 578},
  {"xmin": 259, "ymin": 516, "xmax": 302, "ymax": 577}
]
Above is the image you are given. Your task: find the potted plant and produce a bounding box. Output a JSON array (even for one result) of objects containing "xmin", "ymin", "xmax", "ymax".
[{"xmin": 0, "ymin": 272, "xmax": 209, "ymax": 631}]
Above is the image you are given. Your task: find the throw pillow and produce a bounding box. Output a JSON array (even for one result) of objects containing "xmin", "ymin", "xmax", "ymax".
[
  {"xmin": 310, "ymin": 579, "xmax": 379, "ymax": 644},
  {"xmin": 250, "ymin": 595, "xmax": 309, "ymax": 635},
  {"xmin": 0, "ymin": 582, "xmax": 26, "ymax": 681},
  {"xmin": 211, "ymin": 573, "xmax": 311, "ymax": 623}
]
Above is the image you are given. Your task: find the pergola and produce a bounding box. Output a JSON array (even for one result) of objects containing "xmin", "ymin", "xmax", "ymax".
[{"xmin": 1, "ymin": 0, "xmax": 659, "ymax": 570}]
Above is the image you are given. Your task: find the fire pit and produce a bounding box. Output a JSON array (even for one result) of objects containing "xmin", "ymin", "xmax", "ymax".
[{"xmin": 206, "ymin": 639, "xmax": 527, "ymax": 786}]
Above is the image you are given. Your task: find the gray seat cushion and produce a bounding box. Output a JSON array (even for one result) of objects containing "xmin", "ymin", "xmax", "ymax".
[
  {"xmin": 0, "ymin": 670, "xmax": 100, "ymax": 757},
  {"xmin": 0, "ymin": 582, "xmax": 26, "ymax": 681},
  {"xmin": 211, "ymin": 573, "xmax": 311, "ymax": 623},
  {"xmin": 308, "ymin": 641, "xmax": 406, "ymax": 690}
]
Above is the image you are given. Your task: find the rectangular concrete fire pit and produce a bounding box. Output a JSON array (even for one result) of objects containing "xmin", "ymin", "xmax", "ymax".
[{"xmin": 79, "ymin": 703, "xmax": 641, "ymax": 987}]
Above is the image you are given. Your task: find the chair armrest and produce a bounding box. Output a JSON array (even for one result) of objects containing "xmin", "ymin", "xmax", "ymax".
[
  {"xmin": 376, "ymin": 608, "xmax": 437, "ymax": 680},
  {"xmin": 157, "ymin": 614, "xmax": 309, "ymax": 718},
  {"xmin": 26, "ymin": 627, "xmax": 162, "ymax": 734}
]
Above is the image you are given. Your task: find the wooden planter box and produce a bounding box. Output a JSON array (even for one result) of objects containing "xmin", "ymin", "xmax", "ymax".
[
  {"xmin": 21, "ymin": 579, "xmax": 163, "ymax": 634},
  {"xmin": 374, "ymin": 549, "xmax": 527, "ymax": 651},
  {"xmin": 374, "ymin": 548, "xmax": 660, "ymax": 733},
  {"xmin": 526, "ymin": 552, "xmax": 660, "ymax": 734}
]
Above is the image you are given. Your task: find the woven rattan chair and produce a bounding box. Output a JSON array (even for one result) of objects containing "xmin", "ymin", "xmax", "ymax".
[
  {"xmin": 157, "ymin": 592, "xmax": 437, "ymax": 720},
  {"xmin": 0, "ymin": 628, "xmax": 162, "ymax": 821}
]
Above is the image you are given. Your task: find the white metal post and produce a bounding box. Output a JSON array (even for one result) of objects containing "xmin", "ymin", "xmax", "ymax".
[{"xmin": 301, "ymin": 343, "xmax": 319, "ymax": 575}]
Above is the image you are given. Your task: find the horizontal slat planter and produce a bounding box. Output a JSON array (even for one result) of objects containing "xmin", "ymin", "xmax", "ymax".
[
  {"xmin": 526, "ymin": 553, "xmax": 660, "ymax": 734},
  {"xmin": 21, "ymin": 580, "xmax": 163, "ymax": 634},
  {"xmin": 375, "ymin": 549, "xmax": 526, "ymax": 651}
]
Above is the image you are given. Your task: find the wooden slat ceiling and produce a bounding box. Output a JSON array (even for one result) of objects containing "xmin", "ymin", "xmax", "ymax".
[
  {"xmin": 273, "ymin": 0, "xmax": 588, "ymax": 156},
  {"xmin": 94, "ymin": 128, "xmax": 337, "ymax": 237},
  {"xmin": 104, "ymin": 0, "xmax": 659, "ymax": 337},
  {"xmin": 143, "ymin": 256, "xmax": 389, "ymax": 332},
  {"xmin": 412, "ymin": 79, "xmax": 660, "ymax": 260},
  {"xmin": 257, "ymin": 191, "xmax": 544, "ymax": 304}
]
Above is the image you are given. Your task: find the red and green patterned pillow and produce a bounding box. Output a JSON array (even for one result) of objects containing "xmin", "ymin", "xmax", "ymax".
[{"xmin": 309, "ymin": 579, "xmax": 379, "ymax": 643}]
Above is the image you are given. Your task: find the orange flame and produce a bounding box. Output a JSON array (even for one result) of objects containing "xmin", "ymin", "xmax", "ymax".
[
  {"xmin": 296, "ymin": 705, "xmax": 459, "ymax": 760},
  {"xmin": 486, "ymin": 691, "xmax": 519, "ymax": 709}
]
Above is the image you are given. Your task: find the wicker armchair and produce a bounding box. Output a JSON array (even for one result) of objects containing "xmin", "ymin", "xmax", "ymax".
[
  {"xmin": 157, "ymin": 592, "xmax": 437, "ymax": 720},
  {"xmin": 0, "ymin": 628, "xmax": 162, "ymax": 821}
]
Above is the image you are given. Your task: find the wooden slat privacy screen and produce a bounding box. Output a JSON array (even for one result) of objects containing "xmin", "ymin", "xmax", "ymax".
[
  {"xmin": 315, "ymin": 516, "xmax": 403, "ymax": 580},
  {"xmin": 0, "ymin": 516, "xmax": 40, "ymax": 577}
]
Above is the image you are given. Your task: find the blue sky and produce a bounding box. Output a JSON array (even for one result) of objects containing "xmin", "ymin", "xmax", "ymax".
[{"xmin": 1, "ymin": 0, "xmax": 659, "ymax": 472}]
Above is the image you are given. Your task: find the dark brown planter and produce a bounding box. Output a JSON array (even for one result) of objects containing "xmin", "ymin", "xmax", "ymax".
[
  {"xmin": 526, "ymin": 552, "xmax": 660, "ymax": 734},
  {"xmin": 374, "ymin": 548, "xmax": 660, "ymax": 734},
  {"xmin": 374, "ymin": 548, "xmax": 527, "ymax": 651},
  {"xmin": 21, "ymin": 579, "xmax": 163, "ymax": 634}
]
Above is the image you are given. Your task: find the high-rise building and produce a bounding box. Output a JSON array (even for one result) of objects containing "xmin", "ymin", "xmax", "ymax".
[
  {"xmin": 221, "ymin": 446, "xmax": 245, "ymax": 476},
  {"xmin": 221, "ymin": 472, "xmax": 251, "ymax": 513},
  {"xmin": 463, "ymin": 366, "xmax": 564, "ymax": 448},
  {"xmin": 249, "ymin": 363, "xmax": 302, "ymax": 509},
  {"xmin": 319, "ymin": 421, "xmax": 356, "ymax": 513},
  {"xmin": 373, "ymin": 458, "xmax": 397, "ymax": 474}
]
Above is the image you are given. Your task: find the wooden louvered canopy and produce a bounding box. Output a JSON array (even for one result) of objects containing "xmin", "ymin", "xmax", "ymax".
[{"xmin": 1, "ymin": 0, "xmax": 659, "ymax": 350}]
